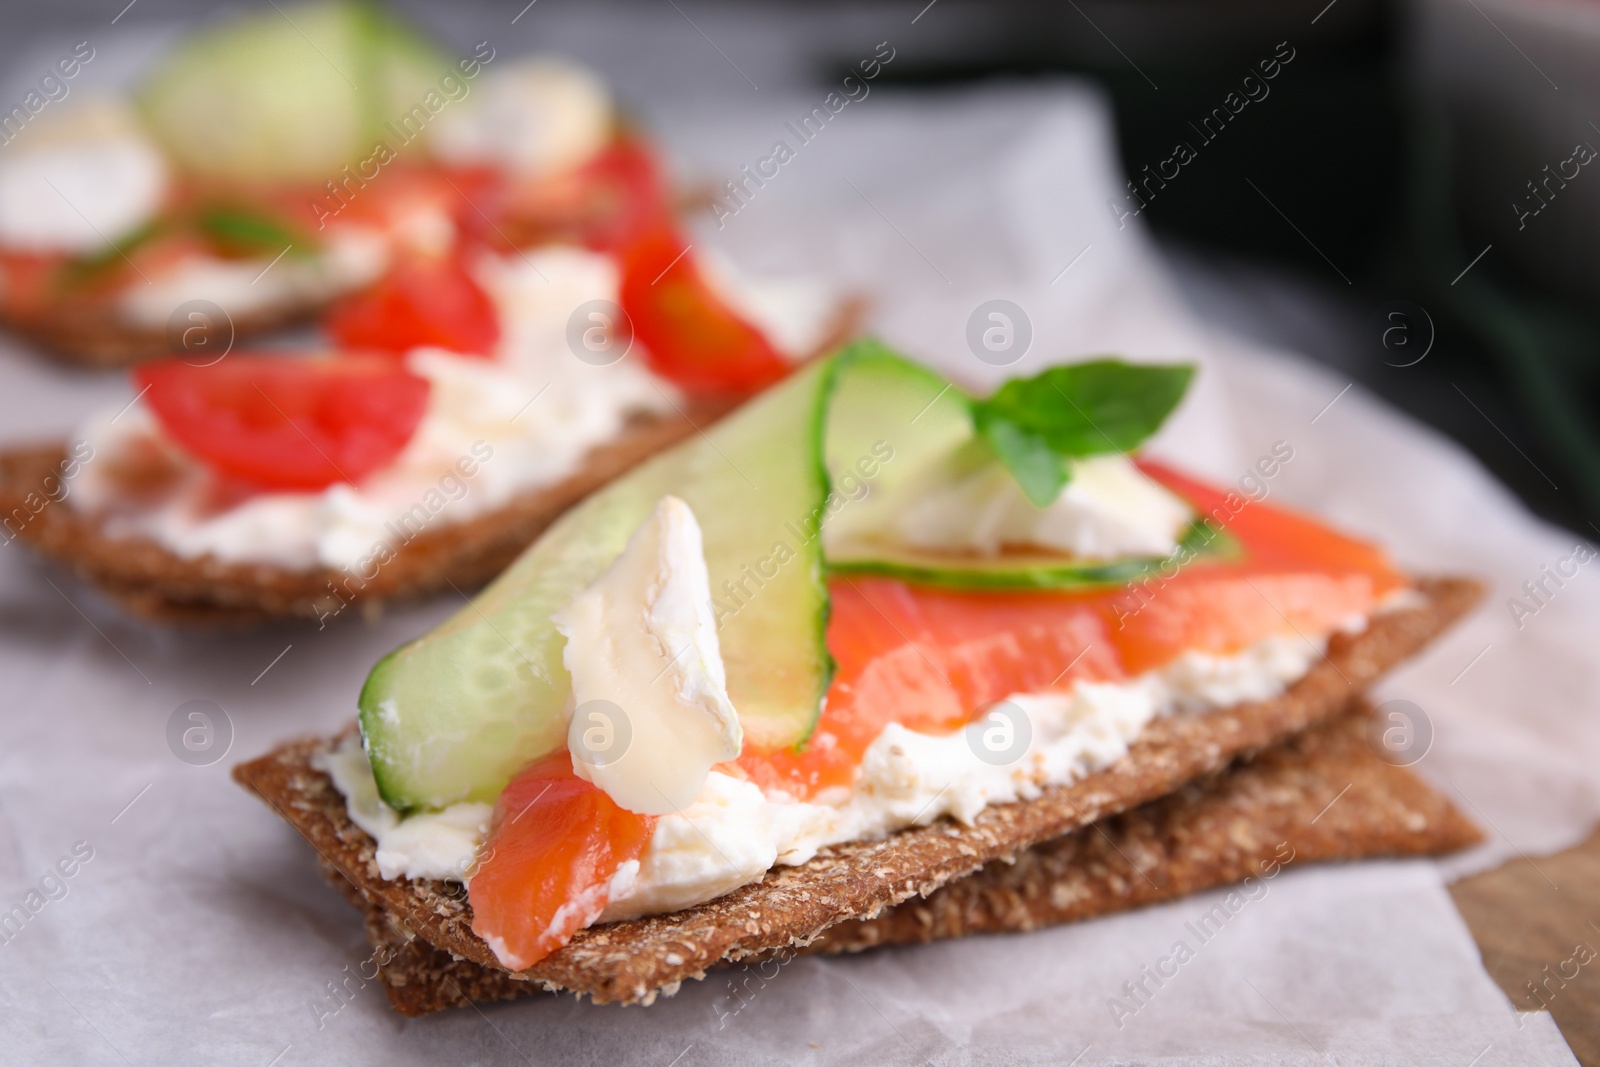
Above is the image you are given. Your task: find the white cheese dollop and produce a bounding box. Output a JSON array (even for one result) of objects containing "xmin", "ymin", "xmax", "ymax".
[
  {"xmin": 0, "ymin": 98, "xmax": 167, "ymax": 254},
  {"xmin": 596, "ymin": 771, "xmax": 817, "ymax": 919},
  {"xmin": 554, "ymin": 497, "xmax": 742, "ymax": 815},
  {"xmin": 429, "ymin": 57, "xmax": 612, "ymax": 178},
  {"xmin": 890, "ymin": 452, "xmax": 1194, "ymax": 560}
]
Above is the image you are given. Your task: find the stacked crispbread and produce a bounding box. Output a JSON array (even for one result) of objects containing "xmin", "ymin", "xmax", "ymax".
[{"xmin": 233, "ymin": 575, "xmax": 1483, "ymax": 1014}]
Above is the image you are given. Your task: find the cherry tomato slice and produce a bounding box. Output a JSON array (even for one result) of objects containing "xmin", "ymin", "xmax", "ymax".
[
  {"xmin": 325, "ymin": 252, "xmax": 500, "ymax": 359},
  {"xmin": 468, "ymin": 751, "xmax": 656, "ymax": 970},
  {"xmin": 134, "ymin": 354, "xmax": 430, "ymax": 491},
  {"xmin": 571, "ymin": 137, "xmax": 670, "ymax": 253},
  {"xmin": 620, "ymin": 225, "xmax": 791, "ymax": 396},
  {"xmin": 475, "ymin": 137, "xmax": 668, "ymax": 253}
]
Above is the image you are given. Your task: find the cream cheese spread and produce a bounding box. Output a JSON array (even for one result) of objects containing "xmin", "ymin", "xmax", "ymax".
[
  {"xmin": 327, "ymin": 628, "xmax": 1326, "ymax": 919},
  {"xmin": 317, "ymin": 735, "xmax": 491, "ymax": 882},
  {"xmin": 70, "ymin": 241, "xmax": 838, "ymax": 570},
  {"xmin": 115, "ymin": 231, "xmax": 389, "ymax": 329},
  {"xmin": 888, "ymin": 452, "xmax": 1195, "ymax": 560},
  {"xmin": 69, "ymin": 246, "xmax": 673, "ymax": 570}
]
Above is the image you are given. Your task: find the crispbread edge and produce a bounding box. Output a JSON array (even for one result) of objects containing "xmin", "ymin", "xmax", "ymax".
[{"xmin": 232, "ymin": 575, "xmax": 1482, "ymax": 1006}]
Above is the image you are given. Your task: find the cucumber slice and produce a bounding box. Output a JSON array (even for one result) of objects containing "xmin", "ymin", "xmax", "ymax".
[
  {"xmin": 137, "ymin": 2, "xmax": 449, "ymax": 183},
  {"xmin": 827, "ymin": 518, "xmax": 1239, "ymax": 592},
  {"xmin": 821, "ymin": 343, "xmax": 1230, "ymax": 591},
  {"xmin": 358, "ymin": 341, "xmax": 1216, "ymax": 811},
  {"xmin": 361, "ymin": 360, "xmax": 835, "ymax": 812},
  {"xmin": 821, "ymin": 340, "xmax": 975, "ymax": 548}
]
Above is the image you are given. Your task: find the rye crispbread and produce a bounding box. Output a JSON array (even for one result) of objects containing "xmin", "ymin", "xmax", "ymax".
[
  {"xmin": 0, "ymin": 303, "xmax": 861, "ymax": 623},
  {"xmin": 0, "ymin": 404, "xmax": 727, "ymax": 624},
  {"xmin": 232, "ymin": 575, "xmax": 1481, "ymax": 1009},
  {"xmin": 333, "ymin": 699, "xmax": 1480, "ymax": 1015}
]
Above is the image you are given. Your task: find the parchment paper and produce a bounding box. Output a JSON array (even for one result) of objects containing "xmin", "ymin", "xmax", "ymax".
[{"xmin": 0, "ymin": 18, "xmax": 1591, "ymax": 1066}]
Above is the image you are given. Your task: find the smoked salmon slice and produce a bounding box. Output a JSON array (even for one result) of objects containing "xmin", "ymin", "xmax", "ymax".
[{"xmin": 468, "ymin": 752, "xmax": 655, "ymax": 970}]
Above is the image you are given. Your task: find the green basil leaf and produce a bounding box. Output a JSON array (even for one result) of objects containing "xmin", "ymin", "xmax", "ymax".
[
  {"xmin": 197, "ymin": 207, "xmax": 312, "ymax": 258},
  {"xmin": 975, "ymin": 359, "xmax": 1195, "ymax": 458},
  {"xmin": 972, "ymin": 409, "xmax": 1068, "ymax": 508}
]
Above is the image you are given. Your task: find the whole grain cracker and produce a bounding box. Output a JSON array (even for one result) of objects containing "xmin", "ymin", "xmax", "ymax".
[
  {"xmin": 233, "ymin": 576, "xmax": 1481, "ymax": 1006},
  {"xmin": 0, "ymin": 405, "xmax": 725, "ymax": 623},
  {"xmin": 0, "ymin": 305, "xmax": 862, "ymax": 623},
  {"xmin": 1, "ymin": 188, "xmax": 749, "ymax": 369}
]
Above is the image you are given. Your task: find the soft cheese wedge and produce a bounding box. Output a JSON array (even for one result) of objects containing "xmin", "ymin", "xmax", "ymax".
[{"xmin": 554, "ymin": 495, "xmax": 742, "ymax": 815}]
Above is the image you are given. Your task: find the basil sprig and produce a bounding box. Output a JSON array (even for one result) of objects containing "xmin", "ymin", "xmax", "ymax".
[
  {"xmin": 196, "ymin": 207, "xmax": 314, "ymax": 259},
  {"xmin": 970, "ymin": 360, "xmax": 1195, "ymax": 506}
]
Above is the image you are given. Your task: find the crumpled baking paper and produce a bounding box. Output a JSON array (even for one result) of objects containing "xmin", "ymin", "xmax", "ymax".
[{"xmin": 0, "ymin": 24, "xmax": 1590, "ymax": 1067}]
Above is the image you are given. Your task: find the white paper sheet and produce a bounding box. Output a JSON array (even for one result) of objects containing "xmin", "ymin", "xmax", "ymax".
[{"xmin": 0, "ymin": 28, "xmax": 1591, "ymax": 1067}]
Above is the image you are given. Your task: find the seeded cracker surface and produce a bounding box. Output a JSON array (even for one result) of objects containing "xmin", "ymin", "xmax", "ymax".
[{"xmin": 233, "ymin": 576, "xmax": 1481, "ymax": 1009}]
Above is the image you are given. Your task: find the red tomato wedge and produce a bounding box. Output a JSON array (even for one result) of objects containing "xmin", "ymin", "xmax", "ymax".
[
  {"xmin": 619, "ymin": 225, "xmax": 792, "ymax": 396},
  {"xmin": 567, "ymin": 137, "xmax": 671, "ymax": 253},
  {"xmin": 325, "ymin": 251, "xmax": 500, "ymax": 358},
  {"xmin": 468, "ymin": 752, "xmax": 656, "ymax": 970},
  {"xmin": 740, "ymin": 463, "xmax": 1408, "ymax": 799},
  {"xmin": 134, "ymin": 355, "xmax": 430, "ymax": 491},
  {"xmin": 457, "ymin": 138, "xmax": 669, "ymax": 254}
]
